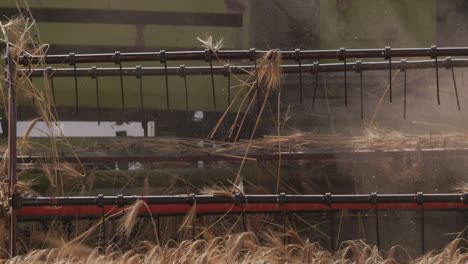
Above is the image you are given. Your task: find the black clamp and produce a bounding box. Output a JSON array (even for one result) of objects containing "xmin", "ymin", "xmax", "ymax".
[
  {"xmin": 234, "ymin": 192, "xmax": 241, "ymax": 206},
  {"xmin": 295, "ymin": 49, "xmax": 301, "ymax": 62},
  {"xmin": 135, "ymin": 65, "xmax": 142, "ymax": 79},
  {"xmin": 179, "ymin": 65, "xmax": 186, "ymax": 78},
  {"xmin": 160, "ymin": 50, "xmax": 167, "ymax": 64},
  {"xmin": 463, "ymin": 192, "xmax": 468, "ymax": 205},
  {"xmin": 355, "ymin": 60, "xmax": 362, "ymax": 73},
  {"xmin": 370, "ymin": 192, "xmax": 377, "ymax": 205},
  {"xmin": 324, "ymin": 192, "xmax": 332, "ymax": 206},
  {"xmin": 249, "ymin": 48, "xmax": 256, "ymax": 61},
  {"xmin": 204, "ymin": 48, "xmax": 211, "ymax": 62},
  {"xmin": 90, "ymin": 66, "xmax": 98, "ymax": 79},
  {"xmin": 384, "ymin": 46, "xmax": 391, "ymax": 60},
  {"xmin": 114, "ymin": 51, "xmax": 121, "ymax": 65},
  {"xmin": 416, "ymin": 192, "xmax": 424, "ymax": 205},
  {"xmin": 312, "ymin": 61, "xmax": 319, "ymax": 75},
  {"xmin": 97, "ymin": 194, "xmax": 104, "ymax": 208},
  {"xmin": 400, "ymin": 59, "xmax": 407, "ymax": 72},
  {"xmin": 430, "ymin": 45, "xmax": 437, "ymax": 59},
  {"xmin": 116, "ymin": 194, "xmax": 124, "ymax": 208},
  {"xmin": 68, "ymin": 52, "xmax": 76, "ymax": 66},
  {"xmin": 338, "ymin": 48, "xmax": 346, "ymax": 61},
  {"xmin": 10, "ymin": 193, "xmax": 22, "ymax": 210},
  {"xmin": 21, "ymin": 54, "xmax": 31, "ymax": 67},
  {"xmin": 187, "ymin": 193, "xmax": 196, "ymax": 206},
  {"xmin": 224, "ymin": 64, "xmax": 230, "ymax": 77},
  {"xmin": 278, "ymin": 192, "xmax": 286, "ymax": 206},
  {"xmin": 445, "ymin": 57, "xmax": 452, "ymax": 69}
]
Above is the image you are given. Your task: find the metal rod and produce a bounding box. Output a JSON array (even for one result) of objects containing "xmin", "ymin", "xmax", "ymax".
[
  {"xmin": 225, "ymin": 64, "xmax": 231, "ymax": 106},
  {"xmin": 119, "ymin": 64, "xmax": 125, "ymax": 111},
  {"xmin": 254, "ymin": 56, "xmax": 260, "ymax": 115},
  {"xmin": 6, "ymin": 46, "xmax": 18, "ymax": 257},
  {"xmin": 139, "ymin": 73, "xmax": 144, "ymax": 111},
  {"xmin": 401, "ymin": 59, "xmax": 407, "ymax": 119},
  {"xmin": 435, "ymin": 57, "xmax": 440, "ymax": 105},
  {"xmin": 90, "ymin": 66, "xmax": 101, "ymax": 124},
  {"xmin": 163, "ymin": 64, "xmax": 170, "ymax": 111},
  {"xmin": 389, "ymin": 57, "xmax": 392, "ymax": 103},
  {"xmin": 340, "ymin": 48, "xmax": 348, "ymax": 107},
  {"xmin": 184, "ymin": 73, "xmax": 189, "ymax": 111},
  {"xmin": 360, "ymin": 71, "xmax": 364, "ymax": 119},
  {"xmin": 295, "ymin": 49, "xmax": 304, "ymax": 110},
  {"xmin": 356, "ymin": 60, "xmax": 363, "ymax": 119},
  {"xmin": 447, "ymin": 57, "xmax": 461, "ymax": 111},
  {"xmin": 73, "ymin": 64, "xmax": 79, "ymax": 112},
  {"xmin": 312, "ymin": 62, "xmax": 319, "ymax": 109},
  {"xmin": 100, "ymin": 199, "xmax": 106, "ymax": 253},
  {"xmin": 420, "ymin": 207, "xmax": 425, "ymax": 254},
  {"xmin": 386, "ymin": 47, "xmax": 392, "ymax": 103},
  {"xmin": 329, "ymin": 211, "xmax": 335, "ymax": 252},
  {"xmin": 50, "ymin": 75, "xmax": 56, "ymax": 106},
  {"xmin": 23, "ymin": 58, "xmax": 468, "ymax": 78},
  {"xmin": 28, "ymin": 65, "xmax": 36, "ymax": 108},
  {"xmin": 14, "ymin": 192, "xmax": 467, "ymax": 207},
  {"xmin": 19, "ymin": 46, "xmax": 468, "ymax": 65},
  {"xmin": 207, "ymin": 50, "xmax": 217, "ymax": 110}
]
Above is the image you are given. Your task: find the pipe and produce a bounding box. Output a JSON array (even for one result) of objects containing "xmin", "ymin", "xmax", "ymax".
[{"xmin": 17, "ymin": 46, "xmax": 468, "ymax": 65}]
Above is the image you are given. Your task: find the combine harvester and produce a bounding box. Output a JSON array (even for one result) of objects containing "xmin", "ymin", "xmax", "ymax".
[{"xmin": 0, "ymin": 1, "xmax": 467, "ymax": 262}]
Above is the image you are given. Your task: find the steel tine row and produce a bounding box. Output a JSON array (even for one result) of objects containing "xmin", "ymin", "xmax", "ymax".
[{"xmin": 25, "ymin": 58, "xmax": 467, "ymax": 114}]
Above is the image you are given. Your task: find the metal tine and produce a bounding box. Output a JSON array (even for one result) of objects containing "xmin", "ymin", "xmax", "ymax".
[
  {"xmin": 97, "ymin": 194, "xmax": 106, "ymax": 253},
  {"xmin": 325, "ymin": 193, "xmax": 335, "ymax": 252},
  {"xmin": 400, "ymin": 59, "xmax": 407, "ymax": 118},
  {"xmin": 250, "ymin": 48, "xmax": 260, "ymax": 114},
  {"xmin": 192, "ymin": 216, "xmax": 196, "ymax": 241},
  {"xmin": 329, "ymin": 211, "xmax": 335, "ymax": 252},
  {"xmin": 28, "ymin": 65, "xmax": 36, "ymax": 107},
  {"xmin": 156, "ymin": 215, "xmax": 161, "ymax": 243},
  {"xmin": 339, "ymin": 48, "xmax": 347, "ymax": 107},
  {"xmin": 355, "ymin": 60, "xmax": 364, "ymax": 119},
  {"xmin": 114, "ymin": 51, "xmax": 125, "ymax": 111},
  {"xmin": 191, "ymin": 194, "xmax": 196, "ymax": 241},
  {"xmin": 90, "ymin": 66, "xmax": 100, "ymax": 125},
  {"xmin": 445, "ymin": 57, "xmax": 461, "ymax": 111},
  {"xmin": 179, "ymin": 65, "xmax": 190, "ymax": 130},
  {"xmin": 121, "ymin": 207, "xmax": 126, "ymax": 252},
  {"xmin": 161, "ymin": 50, "xmax": 170, "ymax": 111},
  {"xmin": 136, "ymin": 65, "xmax": 144, "ymax": 111},
  {"xmin": 205, "ymin": 49, "xmax": 217, "ymax": 110},
  {"xmin": 224, "ymin": 64, "xmax": 231, "ymax": 107},
  {"xmin": 311, "ymin": 61, "xmax": 319, "ymax": 109},
  {"xmin": 295, "ymin": 49, "xmax": 304, "ymax": 111},
  {"xmin": 69, "ymin": 52, "xmax": 79, "ymax": 112},
  {"xmin": 179, "ymin": 65, "xmax": 189, "ymax": 111},
  {"xmin": 370, "ymin": 193, "xmax": 381, "ymax": 249},
  {"xmin": 431, "ymin": 46, "xmax": 441, "ymax": 105},
  {"xmin": 417, "ymin": 192, "xmax": 425, "ymax": 255},
  {"xmin": 385, "ymin": 46, "xmax": 392, "ymax": 103},
  {"xmin": 46, "ymin": 67, "xmax": 56, "ymax": 106}
]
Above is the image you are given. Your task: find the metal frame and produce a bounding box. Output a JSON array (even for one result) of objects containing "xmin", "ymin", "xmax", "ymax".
[
  {"xmin": 13, "ymin": 192, "xmax": 468, "ymax": 254},
  {"xmin": 5, "ymin": 46, "xmax": 468, "ymax": 256}
]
